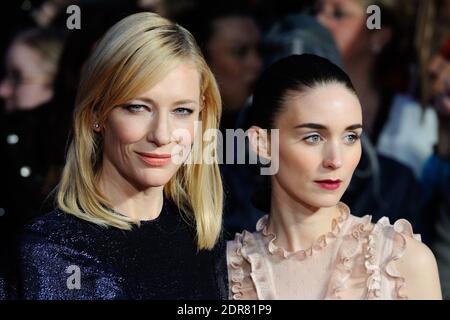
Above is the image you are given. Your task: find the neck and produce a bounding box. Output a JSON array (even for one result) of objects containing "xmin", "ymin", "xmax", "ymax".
[
  {"xmin": 345, "ymin": 55, "xmax": 380, "ymax": 135},
  {"xmin": 268, "ymin": 179, "xmax": 341, "ymax": 252},
  {"xmin": 98, "ymin": 158, "xmax": 164, "ymax": 221}
]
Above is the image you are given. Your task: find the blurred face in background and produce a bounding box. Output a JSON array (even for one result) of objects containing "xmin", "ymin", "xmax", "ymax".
[
  {"xmin": 428, "ymin": 52, "xmax": 450, "ymax": 116},
  {"xmin": 0, "ymin": 41, "xmax": 53, "ymax": 113},
  {"xmin": 207, "ymin": 16, "xmax": 263, "ymax": 112},
  {"xmin": 315, "ymin": 0, "xmax": 371, "ymax": 64}
]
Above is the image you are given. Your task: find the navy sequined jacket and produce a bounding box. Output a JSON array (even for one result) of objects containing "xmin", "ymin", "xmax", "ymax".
[{"xmin": 17, "ymin": 197, "xmax": 228, "ymax": 300}]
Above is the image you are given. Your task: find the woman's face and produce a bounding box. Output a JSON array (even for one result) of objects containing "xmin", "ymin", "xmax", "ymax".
[
  {"xmin": 207, "ymin": 16, "xmax": 262, "ymax": 112},
  {"xmin": 272, "ymin": 83, "xmax": 363, "ymax": 209},
  {"xmin": 428, "ymin": 53, "xmax": 450, "ymax": 115},
  {"xmin": 315, "ymin": 0, "xmax": 370, "ymax": 62},
  {"xmin": 0, "ymin": 41, "xmax": 53, "ymax": 112},
  {"xmin": 99, "ymin": 61, "xmax": 202, "ymax": 190}
]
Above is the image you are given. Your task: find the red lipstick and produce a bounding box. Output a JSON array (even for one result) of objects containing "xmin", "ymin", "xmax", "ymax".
[{"xmin": 314, "ymin": 179, "xmax": 342, "ymax": 191}]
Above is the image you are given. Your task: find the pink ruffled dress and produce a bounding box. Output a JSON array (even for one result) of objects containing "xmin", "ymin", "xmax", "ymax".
[{"xmin": 227, "ymin": 202, "xmax": 421, "ymax": 300}]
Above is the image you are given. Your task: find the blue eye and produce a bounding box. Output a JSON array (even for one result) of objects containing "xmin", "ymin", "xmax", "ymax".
[
  {"xmin": 344, "ymin": 133, "xmax": 360, "ymax": 144},
  {"xmin": 173, "ymin": 107, "xmax": 194, "ymax": 115},
  {"xmin": 124, "ymin": 104, "xmax": 146, "ymax": 113},
  {"xmin": 304, "ymin": 134, "xmax": 322, "ymax": 145}
]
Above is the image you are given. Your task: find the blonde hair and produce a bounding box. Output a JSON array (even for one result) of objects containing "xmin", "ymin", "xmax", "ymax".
[{"xmin": 57, "ymin": 12, "xmax": 223, "ymax": 250}]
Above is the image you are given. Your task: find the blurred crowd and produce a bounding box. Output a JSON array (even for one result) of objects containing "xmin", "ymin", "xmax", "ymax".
[{"xmin": 0, "ymin": 0, "xmax": 449, "ymax": 298}]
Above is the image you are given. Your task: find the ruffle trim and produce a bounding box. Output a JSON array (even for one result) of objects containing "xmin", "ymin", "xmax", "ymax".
[
  {"xmin": 384, "ymin": 218, "xmax": 421, "ymax": 300},
  {"xmin": 228, "ymin": 205, "xmax": 421, "ymax": 300},
  {"xmin": 256, "ymin": 202, "xmax": 350, "ymax": 260},
  {"xmin": 228, "ymin": 231, "xmax": 275, "ymax": 300},
  {"xmin": 327, "ymin": 216, "xmax": 421, "ymax": 300}
]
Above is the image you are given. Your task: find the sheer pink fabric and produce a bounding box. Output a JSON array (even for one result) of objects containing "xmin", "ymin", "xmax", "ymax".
[{"xmin": 227, "ymin": 202, "xmax": 421, "ymax": 300}]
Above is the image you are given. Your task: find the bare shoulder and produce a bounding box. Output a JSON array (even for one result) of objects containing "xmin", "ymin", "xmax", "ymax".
[{"xmin": 395, "ymin": 235, "xmax": 442, "ymax": 300}]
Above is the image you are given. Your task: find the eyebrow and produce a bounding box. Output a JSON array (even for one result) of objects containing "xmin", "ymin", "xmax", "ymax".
[
  {"xmin": 134, "ymin": 97, "xmax": 198, "ymax": 106},
  {"xmin": 294, "ymin": 123, "xmax": 363, "ymax": 131}
]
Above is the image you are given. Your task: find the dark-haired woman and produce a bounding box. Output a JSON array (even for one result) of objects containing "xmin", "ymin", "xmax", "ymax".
[{"xmin": 227, "ymin": 54, "xmax": 441, "ymax": 300}]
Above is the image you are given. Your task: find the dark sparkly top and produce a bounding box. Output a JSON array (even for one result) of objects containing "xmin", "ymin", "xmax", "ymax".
[{"xmin": 18, "ymin": 197, "xmax": 228, "ymax": 300}]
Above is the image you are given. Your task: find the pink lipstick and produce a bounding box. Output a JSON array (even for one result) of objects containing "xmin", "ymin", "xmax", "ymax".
[{"xmin": 136, "ymin": 152, "xmax": 171, "ymax": 167}]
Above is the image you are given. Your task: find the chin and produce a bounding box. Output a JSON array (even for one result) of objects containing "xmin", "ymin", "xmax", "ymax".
[
  {"xmin": 136, "ymin": 172, "xmax": 174, "ymax": 188},
  {"xmin": 300, "ymin": 193, "xmax": 342, "ymax": 210},
  {"xmin": 135, "ymin": 180, "xmax": 168, "ymax": 190}
]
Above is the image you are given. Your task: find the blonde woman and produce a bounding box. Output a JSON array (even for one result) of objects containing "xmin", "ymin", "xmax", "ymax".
[{"xmin": 18, "ymin": 12, "xmax": 227, "ymax": 300}]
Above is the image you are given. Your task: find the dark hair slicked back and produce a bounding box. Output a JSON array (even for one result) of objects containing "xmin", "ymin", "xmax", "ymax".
[{"xmin": 246, "ymin": 54, "xmax": 356, "ymax": 130}]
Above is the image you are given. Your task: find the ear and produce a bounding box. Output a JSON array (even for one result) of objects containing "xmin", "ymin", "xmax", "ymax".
[
  {"xmin": 199, "ymin": 95, "xmax": 206, "ymax": 112},
  {"xmin": 248, "ymin": 126, "xmax": 271, "ymax": 160},
  {"xmin": 370, "ymin": 27, "xmax": 392, "ymax": 54}
]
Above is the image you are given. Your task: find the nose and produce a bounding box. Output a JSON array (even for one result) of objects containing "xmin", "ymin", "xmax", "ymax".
[
  {"xmin": 428, "ymin": 55, "xmax": 441, "ymax": 79},
  {"xmin": 248, "ymin": 48, "xmax": 263, "ymax": 74},
  {"xmin": 0, "ymin": 79, "xmax": 13, "ymax": 100},
  {"xmin": 322, "ymin": 142, "xmax": 343, "ymax": 170},
  {"xmin": 147, "ymin": 111, "xmax": 172, "ymax": 147}
]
